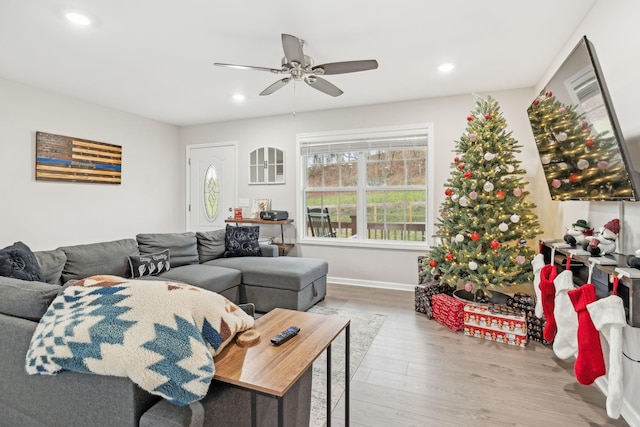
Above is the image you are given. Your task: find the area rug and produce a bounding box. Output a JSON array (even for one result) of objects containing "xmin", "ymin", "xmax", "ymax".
[{"xmin": 307, "ymin": 306, "xmax": 386, "ymax": 427}]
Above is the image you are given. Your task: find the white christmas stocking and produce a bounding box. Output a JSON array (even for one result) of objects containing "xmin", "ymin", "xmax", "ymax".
[
  {"xmin": 531, "ymin": 253, "xmax": 545, "ymax": 318},
  {"xmin": 587, "ymin": 295, "xmax": 626, "ymax": 419},
  {"xmin": 553, "ymin": 270, "xmax": 578, "ymax": 360}
]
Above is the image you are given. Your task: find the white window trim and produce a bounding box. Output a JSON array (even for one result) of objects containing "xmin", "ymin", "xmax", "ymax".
[{"xmin": 296, "ymin": 123, "xmax": 435, "ymax": 250}]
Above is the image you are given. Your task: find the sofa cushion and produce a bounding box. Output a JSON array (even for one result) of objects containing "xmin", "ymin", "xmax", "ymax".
[
  {"xmin": 0, "ymin": 277, "xmax": 60, "ymax": 321},
  {"xmin": 60, "ymin": 239, "xmax": 140, "ymax": 282},
  {"xmin": 206, "ymin": 257, "xmax": 328, "ymax": 291},
  {"xmin": 0, "ymin": 242, "xmax": 45, "ymax": 282},
  {"xmin": 34, "ymin": 249, "xmax": 66, "ymax": 285},
  {"xmin": 223, "ymin": 225, "xmax": 262, "ymax": 258},
  {"xmin": 128, "ymin": 250, "xmax": 170, "ymax": 278},
  {"xmin": 137, "ymin": 232, "xmax": 199, "ymax": 267},
  {"xmin": 153, "ymin": 264, "xmax": 242, "ymax": 295},
  {"xmin": 196, "ymin": 229, "xmax": 226, "ymax": 262}
]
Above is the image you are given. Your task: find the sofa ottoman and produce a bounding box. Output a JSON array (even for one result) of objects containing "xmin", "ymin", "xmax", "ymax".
[{"xmin": 205, "ymin": 257, "xmax": 328, "ymax": 312}]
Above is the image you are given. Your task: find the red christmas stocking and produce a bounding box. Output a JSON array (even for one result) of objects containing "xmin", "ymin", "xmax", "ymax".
[
  {"xmin": 538, "ymin": 264, "xmax": 558, "ymax": 342},
  {"xmin": 567, "ymin": 284, "xmax": 606, "ymax": 385}
]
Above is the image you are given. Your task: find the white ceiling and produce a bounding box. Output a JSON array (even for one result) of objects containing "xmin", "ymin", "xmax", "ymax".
[{"xmin": 0, "ymin": 0, "xmax": 597, "ymax": 126}]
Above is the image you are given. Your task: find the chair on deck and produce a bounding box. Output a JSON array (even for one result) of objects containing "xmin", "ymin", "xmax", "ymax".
[{"xmin": 307, "ymin": 207, "xmax": 336, "ymax": 237}]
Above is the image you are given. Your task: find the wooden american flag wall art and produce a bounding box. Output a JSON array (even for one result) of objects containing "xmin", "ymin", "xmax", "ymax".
[{"xmin": 35, "ymin": 132, "xmax": 122, "ymax": 184}]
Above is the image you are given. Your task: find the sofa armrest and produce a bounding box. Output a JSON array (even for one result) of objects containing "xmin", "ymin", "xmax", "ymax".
[{"xmin": 260, "ymin": 244, "xmax": 279, "ymax": 257}]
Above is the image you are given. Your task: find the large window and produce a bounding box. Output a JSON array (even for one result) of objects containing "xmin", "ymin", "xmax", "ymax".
[{"xmin": 298, "ymin": 124, "xmax": 433, "ymax": 248}]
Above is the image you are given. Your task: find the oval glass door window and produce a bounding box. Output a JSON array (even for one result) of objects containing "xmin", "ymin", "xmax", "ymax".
[{"xmin": 204, "ymin": 164, "xmax": 219, "ymax": 221}]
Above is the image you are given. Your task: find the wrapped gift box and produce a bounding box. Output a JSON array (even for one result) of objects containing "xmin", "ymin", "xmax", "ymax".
[
  {"xmin": 507, "ymin": 293, "xmax": 550, "ymax": 345},
  {"xmin": 463, "ymin": 301, "xmax": 527, "ymax": 347},
  {"xmin": 432, "ymin": 293, "xmax": 465, "ymax": 331},
  {"xmin": 415, "ymin": 282, "xmax": 455, "ymax": 319}
]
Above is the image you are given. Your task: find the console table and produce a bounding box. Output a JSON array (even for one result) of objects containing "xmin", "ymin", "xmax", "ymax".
[
  {"xmin": 540, "ymin": 240, "xmax": 640, "ymax": 327},
  {"xmin": 213, "ymin": 308, "xmax": 350, "ymax": 427},
  {"xmin": 225, "ymin": 218, "xmax": 294, "ymax": 255}
]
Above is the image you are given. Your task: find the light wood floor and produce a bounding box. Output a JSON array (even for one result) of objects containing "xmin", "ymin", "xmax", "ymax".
[{"xmin": 317, "ymin": 283, "xmax": 628, "ymax": 427}]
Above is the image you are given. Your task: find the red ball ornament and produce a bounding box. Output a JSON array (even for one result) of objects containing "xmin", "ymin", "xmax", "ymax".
[
  {"xmin": 484, "ymin": 114, "xmax": 492, "ymax": 120},
  {"xmin": 532, "ymin": 98, "xmax": 540, "ymax": 106},
  {"xmin": 457, "ymin": 163, "xmax": 465, "ymax": 170},
  {"xmin": 471, "ymin": 232, "xmax": 480, "ymax": 241},
  {"xmin": 586, "ymin": 138, "xmax": 595, "ymax": 148},
  {"xmin": 445, "ymin": 252, "xmax": 454, "ymax": 261},
  {"xmin": 464, "ymin": 171, "xmax": 473, "ymax": 179},
  {"xmin": 429, "ymin": 260, "xmax": 438, "ymax": 268},
  {"xmin": 545, "ymin": 90, "xmax": 553, "ymax": 97},
  {"xmin": 467, "ymin": 115, "xmax": 474, "ymax": 122},
  {"xmin": 490, "ymin": 240, "xmax": 500, "ymax": 249},
  {"xmin": 496, "ymin": 190, "xmax": 506, "ymax": 198},
  {"xmin": 445, "ymin": 188, "xmax": 453, "ymax": 196},
  {"xmin": 582, "ymin": 121, "xmax": 589, "ymax": 128},
  {"xmin": 454, "ymin": 157, "xmax": 460, "ymax": 163},
  {"xmin": 569, "ymin": 173, "xmax": 580, "ymax": 183}
]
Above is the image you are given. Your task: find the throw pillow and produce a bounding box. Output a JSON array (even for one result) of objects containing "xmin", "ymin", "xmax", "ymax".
[
  {"xmin": 0, "ymin": 241, "xmax": 45, "ymax": 282},
  {"xmin": 196, "ymin": 229, "xmax": 226, "ymax": 262},
  {"xmin": 224, "ymin": 225, "xmax": 262, "ymax": 258},
  {"xmin": 128, "ymin": 250, "xmax": 171, "ymax": 278}
]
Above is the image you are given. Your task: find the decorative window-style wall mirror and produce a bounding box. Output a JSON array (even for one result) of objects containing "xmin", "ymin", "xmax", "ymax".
[{"xmin": 249, "ymin": 147, "xmax": 285, "ymax": 184}]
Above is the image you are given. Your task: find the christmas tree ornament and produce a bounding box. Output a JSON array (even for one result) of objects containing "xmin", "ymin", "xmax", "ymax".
[
  {"xmin": 455, "ymin": 234, "xmax": 465, "ymax": 242},
  {"xmin": 558, "ymin": 106, "xmax": 566, "ymax": 113},
  {"xmin": 539, "ymin": 264, "xmax": 558, "ymax": 341},
  {"xmin": 445, "ymin": 188, "xmax": 453, "ymax": 196},
  {"xmin": 445, "ymin": 252, "xmax": 454, "ymax": 261},
  {"xmin": 531, "ymin": 254, "xmax": 545, "ymax": 318},
  {"xmin": 454, "ymin": 156, "xmax": 460, "ymax": 163},
  {"xmin": 496, "ymin": 190, "xmax": 506, "ymax": 198},
  {"xmin": 553, "ymin": 270, "xmax": 579, "ymax": 359},
  {"xmin": 469, "ymin": 191, "xmax": 478, "ymax": 200},
  {"xmin": 597, "ymin": 160, "xmax": 609, "ymax": 169},
  {"xmin": 471, "ymin": 232, "xmax": 480, "ymax": 241},
  {"xmin": 483, "ymin": 181, "xmax": 494, "ymax": 192},
  {"xmin": 484, "ymin": 114, "xmax": 492, "ymax": 120},
  {"xmin": 533, "ymin": 98, "xmax": 540, "ymax": 106},
  {"xmin": 558, "ymin": 162, "xmax": 568, "ymax": 170},
  {"xmin": 467, "ymin": 115, "xmax": 474, "ymax": 122},
  {"xmin": 457, "ymin": 163, "xmax": 465, "ymax": 170},
  {"xmin": 585, "ymin": 138, "xmax": 595, "ymax": 147},
  {"xmin": 490, "ymin": 240, "xmax": 500, "ymax": 249},
  {"xmin": 510, "ymin": 214, "xmax": 520, "ymax": 223},
  {"xmin": 577, "ymin": 159, "xmax": 589, "ymax": 170},
  {"xmin": 468, "ymin": 261, "xmax": 478, "ymax": 270},
  {"xmin": 498, "ymin": 222, "xmax": 509, "ymax": 232},
  {"xmin": 468, "ymin": 133, "xmax": 477, "ymax": 141},
  {"xmin": 451, "ymin": 194, "xmax": 459, "ymax": 202},
  {"xmin": 513, "ymin": 187, "xmax": 523, "ymax": 197},
  {"xmin": 463, "ymin": 171, "xmax": 472, "ymax": 179},
  {"xmin": 568, "ymin": 284, "xmax": 605, "ymax": 385},
  {"xmin": 515, "ymin": 255, "xmax": 526, "ymax": 265},
  {"xmin": 587, "ymin": 295, "xmax": 627, "ymax": 419},
  {"xmin": 546, "ymin": 90, "xmax": 553, "ymax": 97},
  {"xmin": 506, "ymin": 164, "xmax": 515, "ymax": 173},
  {"xmin": 557, "ymin": 132, "xmax": 568, "ymax": 142},
  {"xmin": 483, "ymin": 152, "xmax": 496, "ymax": 161},
  {"xmin": 552, "ymin": 179, "xmax": 562, "ymax": 189},
  {"xmin": 458, "ymin": 196, "xmax": 469, "ymax": 207},
  {"xmin": 541, "ymin": 155, "xmax": 551, "ymax": 165},
  {"xmin": 569, "ymin": 173, "xmax": 579, "ymax": 183},
  {"xmin": 429, "ymin": 260, "xmax": 438, "ymax": 268}
]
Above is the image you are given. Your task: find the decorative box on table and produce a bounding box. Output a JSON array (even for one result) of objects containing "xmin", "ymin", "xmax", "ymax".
[
  {"xmin": 506, "ymin": 293, "xmax": 550, "ymax": 345},
  {"xmin": 432, "ymin": 293, "xmax": 465, "ymax": 331},
  {"xmin": 463, "ymin": 302, "xmax": 527, "ymax": 347},
  {"xmin": 415, "ymin": 282, "xmax": 455, "ymax": 319}
]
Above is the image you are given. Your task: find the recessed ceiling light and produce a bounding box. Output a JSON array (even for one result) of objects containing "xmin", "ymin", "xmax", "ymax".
[
  {"xmin": 232, "ymin": 94, "xmax": 246, "ymax": 102},
  {"xmin": 66, "ymin": 12, "xmax": 91, "ymax": 26},
  {"xmin": 438, "ymin": 63, "xmax": 455, "ymax": 73}
]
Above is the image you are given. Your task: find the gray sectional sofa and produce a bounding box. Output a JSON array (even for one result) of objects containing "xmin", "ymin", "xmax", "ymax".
[{"xmin": 0, "ymin": 230, "xmax": 327, "ymax": 426}]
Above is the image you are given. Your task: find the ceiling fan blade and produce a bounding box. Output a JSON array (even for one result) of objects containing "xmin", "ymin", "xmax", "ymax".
[
  {"xmin": 312, "ymin": 59, "xmax": 378, "ymax": 75},
  {"xmin": 281, "ymin": 34, "xmax": 305, "ymax": 66},
  {"xmin": 260, "ymin": 78, "xmax": 291, "ymax": 96},
  {"xmin": 305, "ymin": 76, "xmax": 343, "ymax": 97},
  {"xmin": 214, "ymin": 63, "xmax": 282, "ymax": 73}
]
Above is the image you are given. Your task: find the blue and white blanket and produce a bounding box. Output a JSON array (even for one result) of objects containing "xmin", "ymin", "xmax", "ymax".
[{"xmin": 25, "ymin": 275, "xmax": 254, "ymax": 405}]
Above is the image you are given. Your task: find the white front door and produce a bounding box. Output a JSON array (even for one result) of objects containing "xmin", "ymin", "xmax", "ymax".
[{"xmin": 187, "ymin": 142, "xmax": 237, "ymax": 232}]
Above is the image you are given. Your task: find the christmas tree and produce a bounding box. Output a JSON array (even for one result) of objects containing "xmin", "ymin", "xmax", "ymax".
[
  {"xmin": 527, "ymin": 90, "xmax": 633, "ymax": 200},
  {"xmin": 422, "ymin": 96, "xmax": 542, "ymax": 298}
]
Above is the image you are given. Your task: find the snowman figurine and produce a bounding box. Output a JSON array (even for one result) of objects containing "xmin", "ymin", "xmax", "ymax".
[
  {"xmin": 563, "ymin": 219, "xmax": 593, "ymax": 247},
  {"xmin": 582, "ymin": 218, "xmax": 620, "ymax": 256}
]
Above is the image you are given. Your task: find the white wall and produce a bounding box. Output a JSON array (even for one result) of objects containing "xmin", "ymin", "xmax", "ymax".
[
  {"xmin": 180, "ymin": 88, "xmax": 541, "ymax": 288},
  {"xmin": 0, "ymin": 78, "xmax": 184, "ymax": 251},
  {"xmin": 539, "ymin": 1, "xmax": 640, "ymax": 424}
]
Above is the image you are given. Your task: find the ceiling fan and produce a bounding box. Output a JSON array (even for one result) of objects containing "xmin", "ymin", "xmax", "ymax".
[{"xmin": 214, "ymin": 34, "xmax": 378, "ymax": 97}]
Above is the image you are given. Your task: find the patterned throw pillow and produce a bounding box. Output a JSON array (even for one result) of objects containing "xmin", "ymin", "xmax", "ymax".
[
  {"xmin": 223, "ymin": 225, "xmax": 262, "ymax": 258},
  {"xmin": 0, "ymin": 241, "xmax": 45, "ymax": 282},
  {"xmin": 128, "ymin": 250, "xmax": 171, "ymax": 278}
]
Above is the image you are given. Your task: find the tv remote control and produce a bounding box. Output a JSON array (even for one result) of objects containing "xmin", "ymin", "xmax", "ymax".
[{"xmin": 270, "ymin": 326, "xmax": 300, "ymax": 346}]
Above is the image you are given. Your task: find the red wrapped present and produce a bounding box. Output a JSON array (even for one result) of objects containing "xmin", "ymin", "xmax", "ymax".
[
  {"xmin": 432, "ymin": 293, "xmax": 465, "ymax": 331},
  {"xmin": 463, "ymin": 302, "xmax": 527, "ymax": 347}
]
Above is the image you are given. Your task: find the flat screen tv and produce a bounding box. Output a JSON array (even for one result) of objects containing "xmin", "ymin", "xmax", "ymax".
[{"xmin": 527, "ymin": 36, "xmax": 639, "ymax": 201}]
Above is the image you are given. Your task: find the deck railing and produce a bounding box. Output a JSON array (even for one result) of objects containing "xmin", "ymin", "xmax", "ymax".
[{"xmin": 307, "ymin": 215, "xmax": 425, "ymax": 241}]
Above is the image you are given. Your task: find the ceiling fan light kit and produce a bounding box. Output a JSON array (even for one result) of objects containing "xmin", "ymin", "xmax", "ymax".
[{"xmin": 214, "ymin": 34, "xmax": 378, "ymax": 97}]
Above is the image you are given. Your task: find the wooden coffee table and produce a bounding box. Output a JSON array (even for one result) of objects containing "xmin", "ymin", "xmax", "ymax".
[{"xmin": 213, "ymin": 308, "xmax": 351, "ymax": 427}]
